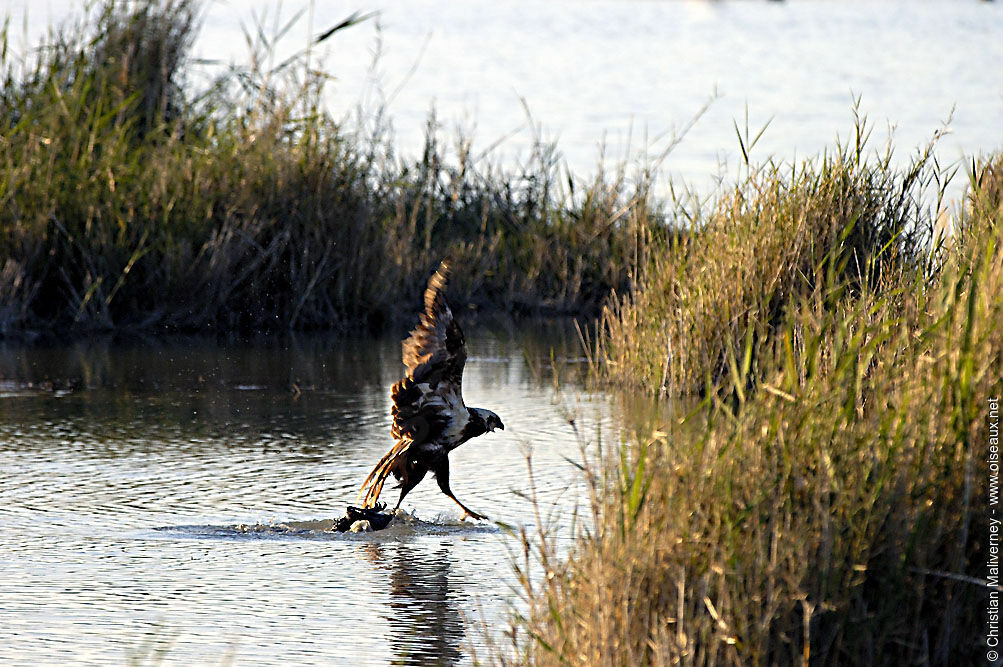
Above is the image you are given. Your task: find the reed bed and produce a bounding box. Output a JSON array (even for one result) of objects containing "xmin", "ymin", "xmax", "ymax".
[
  {"xmin": 508, "ymin": 152, "xmax": 1002, "ymax": 664},
  {"xmin": 0, "ymin": 0, "xmax": 657, "ymax": 337},
  {"xmin": 600, "ymin": 114, "xmax": 951, "ymax": 396}
]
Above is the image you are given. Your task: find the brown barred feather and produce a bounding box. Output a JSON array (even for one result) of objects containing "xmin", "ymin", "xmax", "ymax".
[
  {"xmin": 357, "ymin": 438, "xmax": 410, "ymax": 508},
  {"xmin": 401, "ymin": 261, "xmax": 467, "ymax": 387}
]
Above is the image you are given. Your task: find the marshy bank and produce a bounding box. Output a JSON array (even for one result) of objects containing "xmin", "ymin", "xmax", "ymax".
[
  {"xmin": 509, "ymin": 143, "xmax": 1003, "ymax": 663},
  {"xmin": 0, "ymin": 0, "xmax": 659, "ymax": 338}
]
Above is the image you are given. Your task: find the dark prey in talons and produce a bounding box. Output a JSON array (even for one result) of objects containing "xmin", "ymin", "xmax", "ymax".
[
  {"xmin": 333, "ymin": 503, "xmax": 394, "ymax": 532},
  {"xmin": 358, "ymin": 260, "xmax": 504, "ymax": 520}
]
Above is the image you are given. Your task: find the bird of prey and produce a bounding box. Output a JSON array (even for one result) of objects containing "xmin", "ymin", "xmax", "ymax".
[{"xmin": 358, "ymin": 261, "xmax": 504, "ymax": 520}]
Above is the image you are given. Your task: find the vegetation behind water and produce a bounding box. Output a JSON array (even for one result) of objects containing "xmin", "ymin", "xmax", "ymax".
[{"xmin": 0, "ymin": 0, "xmax": 659, "ymax": 338}]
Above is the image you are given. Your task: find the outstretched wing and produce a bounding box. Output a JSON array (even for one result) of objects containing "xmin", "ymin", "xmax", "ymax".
[
  {"xmin": 393, "ymin": 260, "xmax": 467, "ymax": 444},
  {"xmin": 401, "ymin": 260, "xmax": 467, "ymax": 391}
]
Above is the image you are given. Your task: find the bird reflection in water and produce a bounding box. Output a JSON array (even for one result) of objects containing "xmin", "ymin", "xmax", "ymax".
[{"xmin": 362, "ymin": 542, "xmax": 466, "ymax": 666}]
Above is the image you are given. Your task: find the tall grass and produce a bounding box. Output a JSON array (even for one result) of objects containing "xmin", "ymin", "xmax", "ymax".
[
  {"xmin": 601, "ymin": 114, "xmax": 952, "ymax": 396},
  {"xmin": 509, "ymin": 149, "xmax": 1002, "ymax": 664},
  {"xmin": 0, "ymin": 0, "xmax": 658, "ymax": 337}
]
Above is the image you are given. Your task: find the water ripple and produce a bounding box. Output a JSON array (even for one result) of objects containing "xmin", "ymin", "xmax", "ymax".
[{"xmin": 0, "ymin": 324, "xmax": 604, "ymax": 665}]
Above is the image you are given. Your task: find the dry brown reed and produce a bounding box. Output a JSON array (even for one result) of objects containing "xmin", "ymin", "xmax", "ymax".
[
  {"xmin": 509, "ymin": 148, "xmax": 1002, "ymax": 665},
  {"xmin": 601, "ymin": 116, "xmax": 951, "ymax": 397}
]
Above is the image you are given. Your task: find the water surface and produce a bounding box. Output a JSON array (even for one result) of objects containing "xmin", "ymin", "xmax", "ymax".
[{"xmin": 0, "ymin": 322, "xmax": 607, "ymax": 665}]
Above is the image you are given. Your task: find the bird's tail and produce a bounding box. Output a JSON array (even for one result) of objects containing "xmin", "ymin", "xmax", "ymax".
[{"xmin": 357, "ymin": 439, "xmax": 410, "ymax": 508}]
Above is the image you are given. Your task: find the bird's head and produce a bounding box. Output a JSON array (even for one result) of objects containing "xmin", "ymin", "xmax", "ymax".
[{"xmin": 472, "ymin": 408, "xmax": 504, "ymax": 433}]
